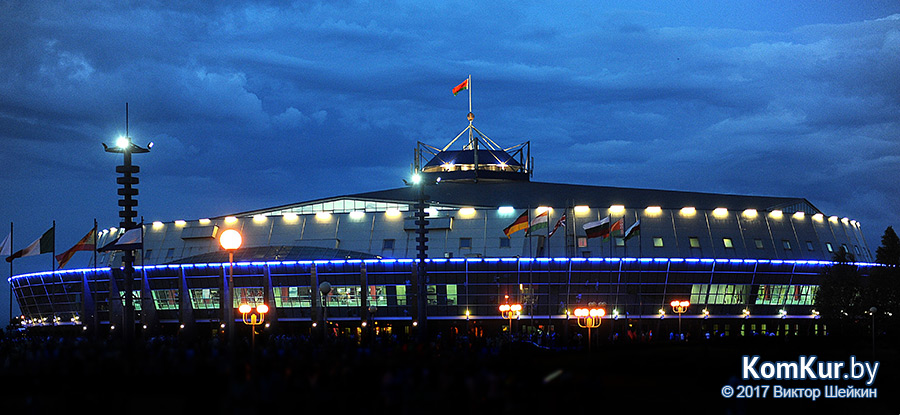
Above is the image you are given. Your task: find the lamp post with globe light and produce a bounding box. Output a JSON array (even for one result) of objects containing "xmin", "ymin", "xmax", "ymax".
[
  {"xmin": 670, "ymin": 300, "xmax": 690, "ymax": 337},
  {"xmin": 240, "ymin": 303, "xmax": 268, "ymax": 352},
  {"xmin": 220, "ymin": 229, "xmax": 242, "ymax": 343},
  {"xmin": 574, "ymin": 304, "xmax": 605, "ymax": 352}
]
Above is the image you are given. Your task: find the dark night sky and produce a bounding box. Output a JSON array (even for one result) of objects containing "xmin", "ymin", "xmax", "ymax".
[{"xmin": 2, "ymin": 1, "xmax": 899, "ymax": 324}]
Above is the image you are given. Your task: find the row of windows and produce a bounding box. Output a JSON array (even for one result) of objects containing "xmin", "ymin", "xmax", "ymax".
[
  {"xmin": 382, "ymin": 236, "xmax": 860, "ymax": 254},
  {"xmin": 688, "ymin": 284, "xmax": 818, "ymax": 306},
  {"xmin": 142, "ymin": 285, "xmax": 459, "ymax": 310}
]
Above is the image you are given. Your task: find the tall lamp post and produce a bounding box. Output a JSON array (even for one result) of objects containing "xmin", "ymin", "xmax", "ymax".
[
  {"xmin": 220, "ymin": 229, "xmax": 242, "ymax": 343},
  {"xmin": 670, "ymin": 300, "xmax": 690, "ymax": 337},
  {"xmin": 103, "ymin": 103, "xmax": 151, "ymax": 345},
  {"xmin": 574, "ymin": 305, "xmax": 605, "ymax": 352},
  {"xmin": 499, "ymin": 298, "xmax": 523, "ymax": 338},
  {"xmin": 239, "ymin": 303, "xmax": 268, "ymax": 352}
]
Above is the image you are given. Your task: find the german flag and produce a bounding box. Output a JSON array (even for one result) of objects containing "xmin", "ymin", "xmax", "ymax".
[{"xmin": 503, "ymin": 211, "xmax": 529, "ymax": 238}]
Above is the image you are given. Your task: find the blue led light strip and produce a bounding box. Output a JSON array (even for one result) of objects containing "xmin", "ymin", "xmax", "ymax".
[{"xmin": 7, "ymin": 257, "xmax": 883, "ymax": 282}]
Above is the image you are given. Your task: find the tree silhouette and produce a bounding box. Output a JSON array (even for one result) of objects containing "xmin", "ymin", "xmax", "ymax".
[
  {"xmin": 875, "ymin": 226, "xmax": 899, "ymax": 266},
  {"xmin": 815, "ymin": 246, "xmax": 862, "ymax": 335},
  {"xmin": 870, "ymin": 226, "xmax": 899, "ymax": 338}
]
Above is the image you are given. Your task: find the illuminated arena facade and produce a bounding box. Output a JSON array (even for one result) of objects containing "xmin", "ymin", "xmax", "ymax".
[{"xmin": 9, "ymin": 116, "xmax": 878, "ymax": 337}]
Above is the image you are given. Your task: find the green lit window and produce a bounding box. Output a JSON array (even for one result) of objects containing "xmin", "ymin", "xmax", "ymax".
[
  {"xmin": 151, "ymin": 289, "xmax": 179, "ymax": 310},
  {"xmin": 446, "ymin": 284, "xmax": 457, "ymax": 306},
  {"xmin": 755, "ymin": 285, "xmax": 818, "ymax": 305},
  {"xmin": 189, "ymin": 288, "xmax": 219, "ymax": 310},
  {"xmin": 366, "ymin": 286, "xmax": 388, "ymax": 307},
  {"xmin": 274, "ymin": 286, "xmax": 311, "ymax": 308},
  {"xmin": 118, "ymin": 290, "xmax": 142, "ymax": 311},
  {"xmin": 614, "ymin": 237, "xmax": 624, "ymax": 247},
  {"xmin": 396, "ymin": 285, "xmax": 407, "ymax": 306},
  {"xmin": 653, "ymin": 237, "xmax": 664, "ymax": 247},
  {"xmin": 691, "ymin": 284, "xmax": 749, "ymax": 305},
  {"xmin": 723, "ymin": 238, "xmax": 734, "ymax": 248},
  {"xmin": 755, "ymin": 239, "xmax": 764, "ymax": 249},
  {"xmin": 233, "ymin": 287, "xmax": 265, "ymax": 308},
  {"xmin": 326, "ymin": 286, "xmax": 361, "ymax": 307},
  {"xmin": 826, "ymin": 243, "xmax": 833, "ymax": 253},
  {"xmin": 689, "ymin": 237, "xmax": 700, "ymax": 248},
  {"xmin": 427, "ymin": 285, "xmax": 438, "ymax": 305}
]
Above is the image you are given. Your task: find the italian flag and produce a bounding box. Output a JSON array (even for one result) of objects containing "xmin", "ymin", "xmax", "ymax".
[
  {"xmin": 6, "ymin": 227, "xmax": 54, "ymax": 262},
  {"xmin": 452, "ymin": 79, "xmax": 469, "ymax": 96}
]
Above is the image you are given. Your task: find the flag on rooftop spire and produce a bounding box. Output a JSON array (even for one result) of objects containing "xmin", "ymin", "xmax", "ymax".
[
  {"xmin": 452, "ymin": 78, "xmax": 469, "ymax": 96},
  {"xmin": 55, "ymin": 225, "xmax": 97, "ymax": 269}
]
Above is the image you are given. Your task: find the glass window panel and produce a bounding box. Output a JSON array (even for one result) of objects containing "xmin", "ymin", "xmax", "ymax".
[
  {"xmin": 396, "ymin": 285, "xmax": 407, "ymax": 306},
  {"xmin": 689, "ymin": 237, "xmax": 700, "ymax": 248},
  {"xmin": 190, "ymin": 288, "xmax": 220, "ymax": 310},
  {"xmin": 151, "ymin": 289, "xmax": 179, "ymax": 310},
  {"xmin": 233, "ymin": 287, "xmax": 265, "ymax": 308},
  {"xmin": 653, "ymin": 237, "xmax": 664, "ymax": 247}
]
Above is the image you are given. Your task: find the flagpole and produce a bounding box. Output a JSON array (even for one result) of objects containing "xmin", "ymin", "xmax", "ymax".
[
  {"xmin": 52, "ymin": 220, "xmax": 56, "ymax": 271},
  {"xmin": 468, "ymin": 74, "xmax": 472, "ymax": 116},
  {"xmin": 8, "ymin": 222, "xmax": 12, "ymax": 324},
  {"xmin": 93, "ymin": 219, "xmax": 97, "ymax": 269}
]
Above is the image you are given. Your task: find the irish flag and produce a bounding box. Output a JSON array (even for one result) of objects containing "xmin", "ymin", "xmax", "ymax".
[
  {"xmin": 503, "ymin": 211, "xmax": 529, "ymax": 238},
  {"xmin": 452, "ymin": 78, "xmax": 469, "ymax": 96}
]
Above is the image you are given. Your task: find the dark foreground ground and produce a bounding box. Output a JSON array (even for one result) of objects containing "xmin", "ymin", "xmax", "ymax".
[{"xmin": 0, "ymin": 332, "xmax": 896, "ymax": 415}]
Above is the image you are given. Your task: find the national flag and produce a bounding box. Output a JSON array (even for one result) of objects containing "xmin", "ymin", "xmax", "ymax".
[
  {"xmin": 583, "ymin": 217, "xmax": 623, "ymax": 240},
  {"xmin": 0, "ymin": 232, "xmax": 10, "ymax": 256},
  {"xmin": 98, "ymin": 225, "xmax": 142, "ymax": 252},
  {"xmin": 503, "ymin": 211, "xmax": 529, "ymax": 238},
  {"xmin": 452, "ymin": 78, "xmax": 469, "ymax": 96},
  {"xmin": 55, "ymin": 226, "xmax": 97, "ymax": 269},
  {"xmin": 623, "ymin": 220, "xmax": 641, "ymax": 241},
  {"xmin": 583, "ymin": 217, "xmax": 610, "ymax": 239},
  {"xmin": 608, "ymin": 218, "xmax": 624, "ymax": 240},
  {"xmin": 549, "ymin": 214, "xmax": 566, "ymax": 238},
  {"xmin": 6, "ymin": 227, "xmax": 54, "ymax": 262},
  {"xmin": 527, "ymin": 210, "xmax": 550, "ymax": 236}
]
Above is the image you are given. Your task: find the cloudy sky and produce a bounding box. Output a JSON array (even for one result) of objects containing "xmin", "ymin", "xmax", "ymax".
[{"xmin": 1, "ymin": 1, "xmax": 899, "ymax": 323}]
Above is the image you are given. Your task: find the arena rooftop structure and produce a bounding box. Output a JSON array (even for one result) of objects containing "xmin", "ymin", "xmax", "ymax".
[{"xmin": 9, "ymin": 113, "xmax": 877, "ymax": 338}]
